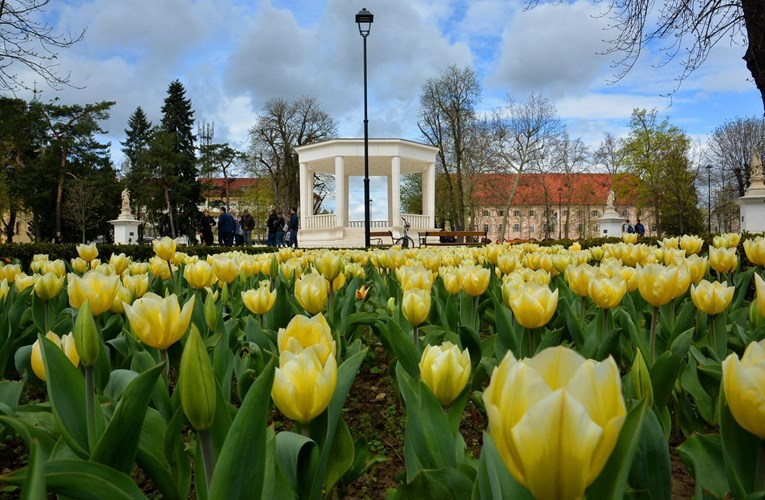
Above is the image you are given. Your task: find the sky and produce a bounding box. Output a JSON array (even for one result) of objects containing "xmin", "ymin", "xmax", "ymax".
[{"xmin": 12, "ymin": 0, "xmax": 763, "ymax": 220}]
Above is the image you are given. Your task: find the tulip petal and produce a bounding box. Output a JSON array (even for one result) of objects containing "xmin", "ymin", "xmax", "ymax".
[
  {"xmin": 525, "ymin": 346, "xmax": 585, "ymax": 391},
  {"xmin": 723, "ymin": 353, "xmax": 765, "ymax": 439}
]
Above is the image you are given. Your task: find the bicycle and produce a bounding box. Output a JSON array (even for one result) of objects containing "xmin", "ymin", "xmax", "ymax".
[{"xmin": 393, "ymin": 217, "xmax": 415, "ymax": 248}]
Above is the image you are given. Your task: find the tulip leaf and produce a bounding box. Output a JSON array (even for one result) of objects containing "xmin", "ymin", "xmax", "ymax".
[
  {"xmin": 384, "ymin": 318, "xmax": 420, "ymax": 379},
  {"xmin": 39, "ymin": 334, "xmax": 89, "ymax": 458},
  {"xmin": 626, "ymin": 407, "xmax": 672, "ymax": 498},
  {"xmin": 23, "ymin": 438, "xmax": 46, "ymax": 500},
  {"xmin": 209, "ymin": 360, "xmax": 275, "ymax": 500},
  {"xmin": 1, "ymin": 459, "xmax": 148, "ymax": 499},
  {"xmin": 561, "ymin": 296, "xmax": 585, "ymax": 350},
  {"xmin": 457, "ymin": 324, "xmax": 482, "ymax": 370},
  {"xmin": 275, "ymin": 431, "xmax": 320, "ymax": 499},
  {"xmin": 732, "ymin": 267, "xmax": 755, "ymax": 311},
  {"xmin": 492, "ymin": 296, "xmax": 517, "ymax": 359},
  {"xmin": 472, "ymin": 432, "xmax": 533, "ymax": 500},
  {"xmin": 0, "ymin": 379, "xmax": 23, "ymax": 410},
  {"xmin": 135, "ymin": 408, "xmax": 183, "ymax": 500},
  {"xmin": 323, "ymin": 415, "xmax": 355, "ymax": 496},
  {"xmin": 720, "ymin": 395, "xmax": 760, "ymax": 497},
  {"xmin": 587, "ymin": 398, "xmax": 648, "ymax": 500},
  {"xmin": 90, "ymin": 363, "xmax": 164, "ymax": 473},
  {"xmin": 680, "ymin": 357, "xmax": 715, "ymax": 423},
  {"xmin": 130, "ymin": 350, "xmax": 172, "ymax": 422},
  {"xmin": 650, "ymin": 328, "xmax": 692, "ymax": 411},
  {"xmin": 213, "ymin": 328, "xmax": 235, "ymax": 401},
  {"xmin": 163, "ymin": 405, "xmax": 192, "ymax": 499},
  {"xmin": 30, "ymin": 293, "xmax": 49, "ymax": 336},
  {"xmin": 0, "ymin": 416, "xmax": 56, "ymax": 459},
  {"xmin": 676, "ymin": 433, "xmax": 729, "ymax": 498},
  {"xmin": 393, "ymin": 467, "xmax": 474, "ymax": 499}
]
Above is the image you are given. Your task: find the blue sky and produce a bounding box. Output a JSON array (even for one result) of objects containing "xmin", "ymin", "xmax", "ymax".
[{"xmin": 14, "ymin": 0, "xmax": 762, "ymax": 220}]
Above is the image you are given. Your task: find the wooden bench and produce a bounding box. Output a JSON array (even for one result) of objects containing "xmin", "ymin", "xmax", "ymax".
[
  {"xmin": 421, "ymin": 230, "xmax": 488, "ymax": 246},
  {"xmin": 370, "ymin": 230, "xmax": 394, "ymax": 247}
]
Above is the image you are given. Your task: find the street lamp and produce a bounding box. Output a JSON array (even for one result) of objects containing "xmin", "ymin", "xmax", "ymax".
[
  {"xmin": 706, "ymin": 164, "xmax": 712, "ymax": 234},
  {"xmin": 356, "ymin": 8, "xmax": 373, "ymax": 249},
  {"xmin": 557, "ymin": 186, "xmax": 562, "ymax": 239}
]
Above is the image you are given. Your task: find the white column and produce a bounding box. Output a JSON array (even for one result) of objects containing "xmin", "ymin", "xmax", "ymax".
[
  {"xmin": 335, "ymin": 156, "xmax": 345, "ymax": 228},
  {"xmin": 423, "ymin": 163, "xmax": 436, "ymax": 227},
  {"xmin": 299, "ymin": 162, "xmax": 309, "ymax": 219},
  {"xmin": 391, "ymin": 156, "xmax": 401, "ymax": 227}
]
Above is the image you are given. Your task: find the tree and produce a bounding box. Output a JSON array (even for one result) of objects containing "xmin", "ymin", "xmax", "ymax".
[
  {"xmin": 198, "ymin": 143, "xmax": 245, "ymax": 211},
  {"xmin": 63, "ymin": 173, "xmax": 104, "ymax": 243},
  {"xmin": 620, "ymin": 108, "xmax": 693, "ymax": 236},
  {"xmin": 120, "ymin": 106, "xmax": 154, "ymax": 238},
  {"xmin": 594, "ymin": 133, "xmax": 626, "ymax": 174},
  {"xmin": 660, "ymin": 150, "xmax": 705, "ymax": 235},
  {"xmin": 418, "ymin": 64, "xmax": 482, "ymax": 231},
  {"xmin": 158, "ymin": 80, "xmax": 200, "ymax": 240},
  {"xmin": 0, "ymin": 0, "xmax": 86, "ymax": 93},
  {"xmin": 490, "ymin": 93, "xmax": 564, "ymax": 240},
  {"xmin": 528, "ymin": 0, "xmax": 765, "ymax": 113},
  {"xmin": 248, "ymin": 96, "xmax": 337, "ymax": 214},
  {"xmin": 552, "ymin": 133, "xmax": 589, "ymax": 238}
]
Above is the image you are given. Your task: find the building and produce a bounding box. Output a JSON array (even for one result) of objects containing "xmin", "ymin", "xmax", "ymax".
[{"xmin": 471, "ymin": 172, "xmax": 652, "ymax": 241}]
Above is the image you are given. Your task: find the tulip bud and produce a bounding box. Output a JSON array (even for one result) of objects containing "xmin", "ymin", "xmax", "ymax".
[
  {"xmin": 387, "ymin": 297, "xmax": 396, "ymax": 314},
  {"xmin": 204, "ymin": 289, "xmax": 218, "ymax": 332},
  {"xmin": 627, "ymin": 349, "xmax": 653, "ymax": 406},
  {"xmin": 419, "ymin": 341, "xmax": 471, "ymax": 406},
  {"xmin": 152, "ymin": 236, "xmax": 176, "ymax": 262},
  {"xmin": 744, "ymin": 237, "xmax": 765, "ymax": 266},
  {"xmin": 272, "ymin": 347, "xmax": 337, "ymax": 424},
  {"xmin": 73, "ymin": 300, "xmax": 100, "ymax": 367},
  {"xmin": 723, "ymin": 339, "xmax": 765, "ymax": 439},
  {"xmin": 401, "ymin": 288, "xmax": 431, "ymax": 327},
  {"xmin": 749, "ymin": 300, "xmax": 764, "ymax": 329},
  {"xmin": 180, "ymin": 326, "xmax": 217, "ymax": 431}
]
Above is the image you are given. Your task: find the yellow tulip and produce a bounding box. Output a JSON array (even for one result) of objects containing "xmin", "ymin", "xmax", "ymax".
[
  {"xmin": 14, "ymin": 273, "xmax": 36, "ymax": 292},
  {"xmin": 212, "ymin": 257, "xmax": 239, "ymax": 285},
  {"xmin": 33, "ymin": 272, "xmax": 65, "ymax": 302},
  {"xmin": 709, "ymin": 246, "xmax": 738, "ymax": 274},
  {"xmin": 440, "ymin": 268, "xmax": 462, "ymax": 295},
  {"xmin": 314, "ymin": 252, "xmax": 343, "ymax": 282},
  {"xmin": 152, "ymin": 236, "xmax": 176, "ymax": 261},
  {"xmin": 31, "ymin": 332, "xmax": 80, "ymax": 381},
  {"xmin": 41, "ymin": 259, "xmax": 67, "ymax": 277},
  {"xmin": 122, "ymin": 273, "xmax": 149, "ymax": 300},
  {"xmin": 619, "ymin": 266, "xmax": 639, "ymax": 293},
  {"xmin": 755, "ymin": 274, "xmax": 765, "ymax": 318},
  {"xmin": 76, "ymin": 242, "xmax": 99, "ymax": 263},
  {"xmin": 0, "ymin": 264, "xmax": 21, "ymax": 283},
  {"xmin": 295, "ymin": 271, "xmax": 328, "ymax": 315},
  {"xmin": 483, "ymin": 346, "xmax": 626, "ymax": 500},
  {"xmin": 418, "ymin": 251, "xmax": 442, "ymax": 273},
  {"xmin": 636, "ymin": 264, "xmax": 678, "ymax": 308},
  {"xmin": 508, "ymin": 282, "xmax": 559, "ymax": 329},
  {"xmin": 397, "ymin": 264, "xmax": 435, "ymax": 291},
  {"xmin": 622, "ymin": 232, "xmax": 638, "ymax": 244},
  {"xmin": 724, "ymin": 232, "xmax": 741, "ymax": 248},
  {"xmin": 496, "ymin": 253, "xmax": 518, "ymax": 275},
  {"xmin": 569, "ymin": 241, "xmax": 582, "ymax": 251},
  {"xmin": 123, "ymin": 292, "xmax": 195, "ymax": 350},
  {"xmin": 686, "ymin": 254, "xmax": 708, "ymax": 284},
  {"xmin": 660, "ymin": 237, "xmax": 679, "ymax": 250},
  {"xmin": 272, "ymin": 347, "xmax": 337, "ymax": 424},
  {"xmin": 744, "ymin": 237, "xmax": 765, "ymax": 266},
  {"xmin": 419, "ymin": 341, "xmax": 471, "ymax": 407},
  {"xmin": 501, "ymin": 275, "xmax": 524, "ymax": 309},
  {"xmin": 0, "ymin": 279, "xmax": 8, "ymax": 301},
  {"xmin": 589, "ymin": 246, "xmax": 604, "ymax": 261},
  {"xmin": 109, "ymin": 283, "xmax": 133, "ymax": 314},
  {"xmin": 722, "ymin": 339, "xmax": 765, "ymax": 439},
  {"xmin": 460, "ymin": 265, "xmax": 491, "ymax": 297},
  {"xmin": 278, "ymin": 313, "xmax": 336, "ymax": 365},
  {"xmin": 355, "ymin": 284, "xmax": 370, "ymax": 301},
  {"xmin": 588, "ymin": 274, "xmax": 627, "ymax": 310},
  {"xmin": 67, "ymin": 271, "xmax": 120, "ymax": 316},
  {"xmin": 679, "ymin": 235, "xmax": 703, "ymax": 255},
  {"xmin": 565, "ymin": 263, "xmax": 596, "ymax": 298},
  {"xmin": 129, "ymin": 262, "xmax": 150, "ymax": 275},
  {"xmin": 552, "ymin": 254, "xmax": 572, "ymax": 276},
  {"xmin": 149, "ymin": 256, "xmax": 173, "ymax": 280},
  {"xmin": 179, "ymin": 326, "xmax": 217, "ymax": 431},
  {"xmin": 242, "ymin": 284, "xmax": 277, "ymax": 316},
  {"xmin": 401, "ymin": 287, "xmax": 431, "ymax": 327},
  {"xmin": 109, "ymin": 253, "xmax": 131, "ymax": 275},
  {"xmin": 690, "ymin": 279, "xmax": 734, "ymax": 316},
  {"xmin": 183, "ymin": 261, "xmax": 218, "ymax": 289},
  {"xmin": 331, "ymin": 272, "xmax": 346, "ymax": 292}
]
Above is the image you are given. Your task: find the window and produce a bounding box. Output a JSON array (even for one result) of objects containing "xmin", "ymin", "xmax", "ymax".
[
  {"xmin": 482, "ymin": 210, "xmax": 490, "ymax": 216},
  {"xmin": 513, "ymin": 224, "xmax": 520, "ymax": 233},
  {"xmin": 621, "ymin": 209, "xmax": 628, "ymax": 217},
  {"xmin": 498, "ymin": 210, "xmax": 504, "ymax": 216},
  {"xmin": 513, "ymin": 210, "xmax": 520, "ymax": 217},
  {"xmin": 483, "ymin": 224, "xmax": 489, "ymax": 233},
  {"xmin": 529, "ymin": 209, "xmax": 535, "ymax": 216},
  {"xmin": 591, "ymin": 210, "xmax": 599, "ymax": 217},
  {"xmin": 577, "ymin": 209, "xmax": 583, "ymax": 217},
  {"xmin": 563, "ymin": 209, "xmax": 568, "ymax": 216},
  {"xmin": 530, "ymin": 224, "xmax": 536, "ymax": 234}
]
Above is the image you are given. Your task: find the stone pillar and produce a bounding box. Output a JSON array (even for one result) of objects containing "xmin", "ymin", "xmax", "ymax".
[
  {"xmin": 423, "ymin": 163, "xmax": 436, "ymax": 228},
  {"xmin": 736, "ymin": 151, "xmax": 765, "ymax": 233},
  {"xmin": 335, "ymin": 156, "xmax": 346, "ymax": 227},
  {"xmin": 391, "ymin": 156, "xmax": 401, "ymax": 227}
]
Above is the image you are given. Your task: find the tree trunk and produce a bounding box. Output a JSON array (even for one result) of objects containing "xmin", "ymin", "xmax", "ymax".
[
  {"xmin": 56, "ymin": 152, "xmax": 66, "ymax": 242},
  {"xmin": 742, "ymin": 0, "xmax": 765, "ymax": 113},
  {"xmin": 164, "ymin": 185, "xmax": 176, "ymax": 238}
]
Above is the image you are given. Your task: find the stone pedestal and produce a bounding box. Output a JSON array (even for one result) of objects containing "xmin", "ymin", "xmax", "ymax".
[
  {"xmin": 597, "ymin": 211, "xmax": 624, "ymax": 237},
  {"xmin": 110, "ymin": 190, "xmax": 142, "ymax": 244},
  {"xmin": 735, "ymin": 152, "xmax": 765, "ymax": 234}
]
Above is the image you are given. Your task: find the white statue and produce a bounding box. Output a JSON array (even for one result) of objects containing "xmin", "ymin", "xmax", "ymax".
[
  {"xmin": 752, "ymin": 151, "xmax": 763, "ymax": 180},
  {"xmin": 120, "ymin": 189, "xmax": 131, "ymax": 214},
  {"xmin": 606, "ymin": 189, "xmax": 615, "ymax": 210}
]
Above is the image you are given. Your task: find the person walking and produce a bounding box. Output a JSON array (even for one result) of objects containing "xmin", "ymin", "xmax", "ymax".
[
  {"xmin": 198, "ymin": 209, "xmax": 216, "ymax": 246},
  {"xmin": 266, "ymin": 209, "xmax": 279, "ymax": 247},
  {"xmin": 635, "ymin": 219, "xmax": 645, "ymax": 237},
  {"xmin": 232, "ymin": 211, "xmax": 244, "ymax": 246},
  {"xmin": 240, "ymin": 209, "xmax": 255, "ymax": 246},
  {"xmin": 276, "ymin": 211, "xmax": 286, "ymax": 247},
  {"xmin": 217, "ymin": 207, "xmax": 236, "ymax": 246},
  {"xmin": 287, "ymin": 207, "xmax": 299, "ymax": 248}
]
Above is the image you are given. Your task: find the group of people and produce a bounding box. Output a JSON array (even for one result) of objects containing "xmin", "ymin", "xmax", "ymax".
[
  {"xmin": 266, "ymin": 208, "xmax": 298, "ymax": 247},
  {"xmin": 197, "ymin": 207, "xmax": 256, "ymax": 247},
  {"xmin": 622, "ymin": 218, "xmax": 646, "ymax": 237}
]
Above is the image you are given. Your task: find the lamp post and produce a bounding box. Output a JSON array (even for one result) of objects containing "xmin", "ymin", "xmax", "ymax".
[
  {"xmin": 356, "ymin": 8, "xmax": 373, "ymax": 248},
  {"xmin": 706, "ymin": 164, "xmax": 712, "ymax": 234},
  {"xmin": 557, "ymin": 186, "xmax": 562, "ymax": 239}
]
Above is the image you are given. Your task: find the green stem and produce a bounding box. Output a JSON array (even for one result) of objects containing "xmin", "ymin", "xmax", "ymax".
[
  {"xmin": 711, "ymin": 313, "xmax": 727, "ymax": 359},
  {"xmin": 199, "ymin": 429, "xmax": 216, "ymax": 489},
  {"xmin": 44, "ymin": 301, "xmax": 50, "ymax": 333},
  {"xmin": 85, "ymin": 366, "xmax": 97, "ymax": 452},
  {"xmin": 167, "ymin": 260, "xmax": 177, "ymax": 295},
  {"xmin": 580, "ymin": 296, "xmax": 587, "ymax": 328},
  {"xmin": 412, "ymin": 325, "xmax": 419, "ymax": 348},
  {"xmin": 756, "ymin": 441, "xmax": 765, "ymax": 493},
  {"xmin": 649, "ymin": 307, "xmax": 658, "ymax": 366},
  {"xmin": 527, "ymin": 327, "xmax": 538, "ymax": 357},
  {"xmin": 161, "ymin": 349, "xmax": 169, "ymax": 387},
  {"xmin": 471, "ymin": 296, "xmax": 478, "ymax": 330},
  {"xmin": 603, "ymin": 308, "xmax": 610, "ymax": 339}
]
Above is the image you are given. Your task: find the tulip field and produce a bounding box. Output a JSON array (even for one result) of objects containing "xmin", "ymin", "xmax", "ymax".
[{"xmin": 2, "ymin": 233, "xmax": 765, "ymax": 498}]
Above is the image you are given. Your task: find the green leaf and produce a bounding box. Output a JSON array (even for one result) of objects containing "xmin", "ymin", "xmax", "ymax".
[
  {"xmin": 384, "ymin": 319, "xmax": 420, "ymax": 378},
  {"xmin": 135, "ymin": 409, "xmax": 183, "ymax": 500},
  {"xmin": 626, "ymin": 408, "xmax": 672, "ymax": 499},
  {"xmin": 275, "ymin": 431, "xmax": 320, "ymax": 499},
  {"xmin": 472, "ymin": 432, "xmax": 533, "ymax": 500},
  {"xmin": 39, "ymin": 334, "xmax": 89, "ymax": 457},
  {"xmin": 21, "ymin": 439, "xmax": 46, "ymax": 500},
  {"xmin": 90, "ymin": 363, "xmax": 164, "ymax": 473},
  {"xmin": 0, "ymin": 459, "xmax": 148, "ymax": 499},
  {"xmin": 650, "ymin": 328, "xmax": 692, "ymax": 411},
  {"xmin": 676, "ymin": 433, "xmax": 730, "ymax": 498},
  {"xmin": 0, "ymin": 380, "xmax": 23, "ymax": 411},
  {"xmin": 587, "ymin": 398, "xmax": 649, "ymax": 500},
  {"xmin": 720, "ymin": 395, "xmax": 760, "ymax": 497},
  {"xmin": 209, "ymin": 360, "xmax": 275, "ymax": 500},
  {"xmin": 394, "ymin": 468, "xmax": 474, "ymax": 499},
  {"xmin": 323, "ymin": 416, "xmax": 355, "ymax": 496},
  {"xmin": 492, "ymin": 296, "xmax": 517, "ymax": 358},
  {"xmin": 0, "ymin": 416, "xmax": 56, "ymax": 459}
]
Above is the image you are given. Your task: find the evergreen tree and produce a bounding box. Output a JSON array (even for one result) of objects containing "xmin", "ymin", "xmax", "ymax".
[
  {"xmin": 158, "ymin": 80, "xmax": 200, "ymax": 239},
  {"xmin": 121, "ymin": 106, "xmax": 154, "ymax": 239}
]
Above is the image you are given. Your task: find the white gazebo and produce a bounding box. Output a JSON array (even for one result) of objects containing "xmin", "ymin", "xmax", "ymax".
[{"xmin": 295, "ymin": 138, "xmax": 439, "ymax": 247}]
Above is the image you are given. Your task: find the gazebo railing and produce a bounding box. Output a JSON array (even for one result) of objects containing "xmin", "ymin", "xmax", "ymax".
[
  {"xmin": 303, "ymin": 214, "xmax": 337, "ymax": 229},
  {"xmin": 347, "ymin": 220, "xmax": 390, "ymax": 228},
  {"xmin": 401, "ymin": 213, "xmax": 430, "ymax": 229},
  {"xmin": 304, "ymin": 213, "xmax": 431, "ymax": 230}
]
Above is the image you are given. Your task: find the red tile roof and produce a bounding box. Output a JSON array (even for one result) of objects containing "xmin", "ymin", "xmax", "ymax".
[{"xmin": 201, "ymin": 178, "xmax": 260, "ymax": 191}]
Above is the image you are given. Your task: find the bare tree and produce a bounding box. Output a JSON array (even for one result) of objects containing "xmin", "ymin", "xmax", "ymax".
[
  {"xmin": 593, "ymin": 133, "xmax": 625, "ymax": 174},
  {"xmin": 63, "ymin": 173, "xmax": 103, "ymax": 243},
  {"xmin": 490, "ymin": 93, "xmax": 564, "ymax": 240},
  {"xmin": 0, "ymin": 0, "xmax": 86, "ymax": 93},
  {"xmin": 418, "ymin": 64, "xmax": 482, "ymax": 231},
  {"xmin": 248, "ymin": 96, "xmax": 337, "ymax": 213},
  {"xmin": 552, "ymin": 133, "xmax": 590, "ymax": 237},
  {"xmin": 199, "ymin": 143, "xmax": 245, "ymax": 211},
  {"xmin": 706, "ymin": 116, "xmax": 765, "ymax": 197},
  {"xmin": 526, "ymin": 0, "xmax": 765, "ymax": 112}
]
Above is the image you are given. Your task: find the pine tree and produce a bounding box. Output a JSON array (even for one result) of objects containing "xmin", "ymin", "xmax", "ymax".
[
  {"xmin": 120, "ymin": 107, "xmax": 156, "ymax": 238},
  {"xmin": 157, "ymin": 80, "xmax": 200, "ymax": 239}
]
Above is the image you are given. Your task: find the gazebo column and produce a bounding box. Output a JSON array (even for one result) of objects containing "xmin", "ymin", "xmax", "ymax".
[
  {"xmin": 391, "ymin": 156, "xmax": 401, "ymax": 227},
  {"xmin": 335, "ymin": 156, "xmax": 346, "ymax": 228},
  {"xmin": 299, "ymin": 162, "xmax": 311, "ymax": 218},
  {"xmin": 423, "ymin": 162, "xmax": 436, "ymax": 227}
]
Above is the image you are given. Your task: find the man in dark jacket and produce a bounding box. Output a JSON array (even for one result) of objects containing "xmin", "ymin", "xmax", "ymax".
[
  {"xmin": 217, "ymin": 207, "xmax": 236, "ymax": 246},
  {"xmin": 287, "ymin": 207, "xmax": 299, "ymax": 248},
  {"xmin": 266, "ymin": 209, "xmax": 279, "ymax": 247},
  {"xmin": 240, "ymin": 209, "xmax": 255, "ymax": 246}
]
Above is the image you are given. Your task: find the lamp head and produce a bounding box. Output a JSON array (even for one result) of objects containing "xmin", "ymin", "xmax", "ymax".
[{"xmin": 356, "ymin": 8, "xmax": 373, "ymax": 37}]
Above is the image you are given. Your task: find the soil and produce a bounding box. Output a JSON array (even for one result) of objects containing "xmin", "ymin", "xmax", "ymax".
[{"xmin": 0, "ymin": 344, "xmax": 697, "ymax": 499}]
